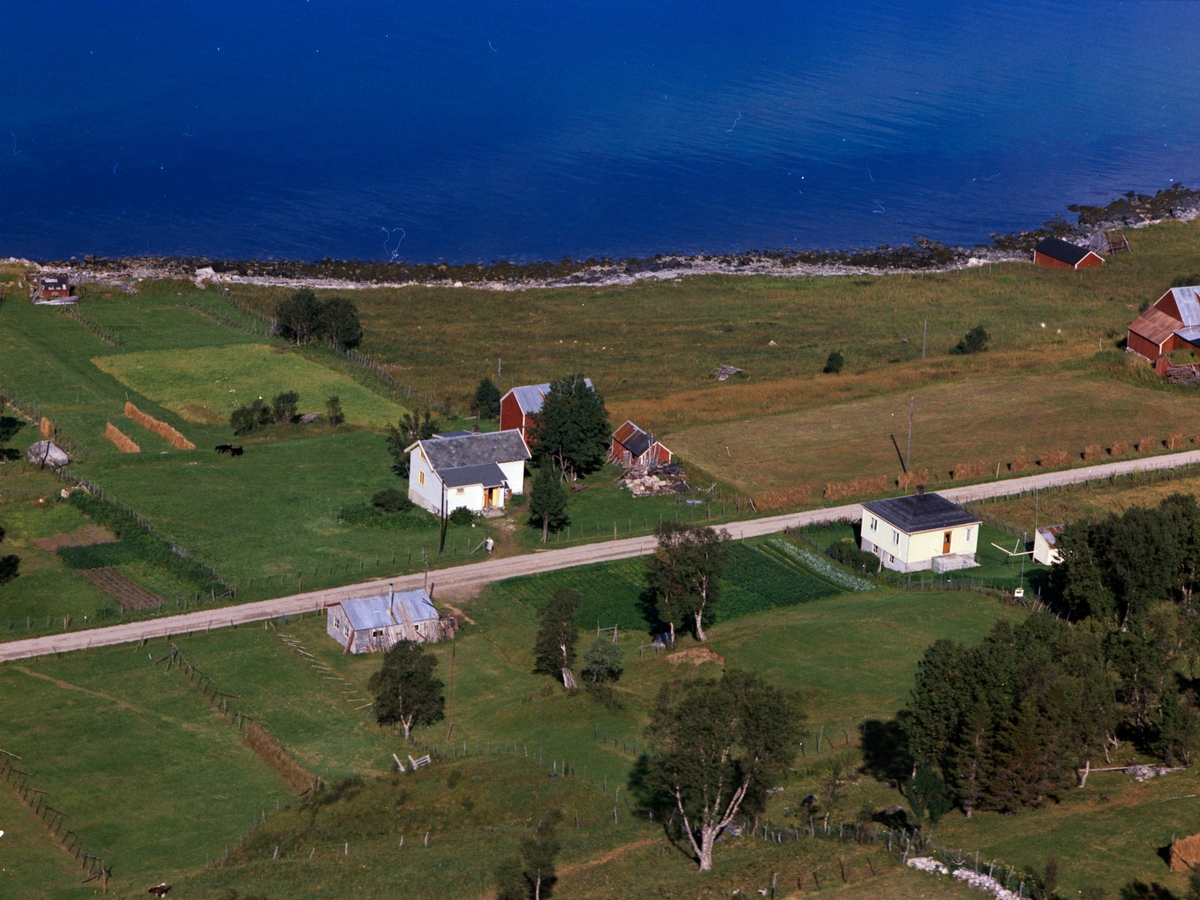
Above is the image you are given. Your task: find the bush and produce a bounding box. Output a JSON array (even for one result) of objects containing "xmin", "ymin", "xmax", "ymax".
[
  {"xmin": 448, "ymin": 507, "xmax": 475, "ymax": 526},
  {"xmin": 231, "ymin": 397, "xmax": 273, "ymax": 434},
  {"xmin": 951, "ymin": 325, "xmax": 990, "ymax": 355},
  {"xmin": 581, "ymin": 635, "xmax": 624, "ymax": 684},
  {"xmin": 272, "ymin": 391, "xmax": 299, "ymax": 423},
  {"xmin": 338, "ymin": 503, "xmax": 433, "ymax": 531},
  {"xmin": 371, "ymin": 488, "xmax": 414, "ymax": 513},
  {"xmin": 823, "ymin": 350, "xmax": 844, "ymax": 374}
]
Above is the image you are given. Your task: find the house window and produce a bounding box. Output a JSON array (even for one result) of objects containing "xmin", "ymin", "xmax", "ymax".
[
  {"xmin": 966, "ymin": 528, "xmax": 972, "ymax": 542},
  {"xmin": 892, "ymin": 530, "xmax": 900, "ymax": 546},
  {"xmin": 456, "ymin": 487, "xmax": 465, "ymax": 495},
  {"xmin": 869, "ymin": 516, "xmax": 878, "ymax": 530},
  {"xmin": 418, "ymin": 471, "xmax": 425, "ymax": 486}
]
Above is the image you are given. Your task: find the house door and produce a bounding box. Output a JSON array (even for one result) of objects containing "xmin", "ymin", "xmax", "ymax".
[{"xmin": 942, "ymin": 532, "xmax": 952, "ymax": 554}]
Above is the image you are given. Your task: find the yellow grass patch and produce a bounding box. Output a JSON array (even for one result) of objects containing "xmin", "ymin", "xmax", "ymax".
[{"xmin": 665, "ymin": 373, "xmax": 1200, "ymax": 493}]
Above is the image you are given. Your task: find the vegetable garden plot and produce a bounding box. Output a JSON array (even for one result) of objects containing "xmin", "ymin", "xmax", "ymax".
[
  {"xmin": 81, "ymin": 566, "xmax": 163, "ymax": 610},
  {"xmin": 717, "ymin": 544, "xmax": 840, "ymax": 622}
]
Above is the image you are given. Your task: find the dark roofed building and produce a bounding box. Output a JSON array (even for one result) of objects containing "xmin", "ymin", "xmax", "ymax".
[
  {"xmin": 610, "ymin": 420, "xmax": 672, "ymax": 469},
  {"xmin": 860, "ymin": 489, "xmax": 981, "ymax": 573},
  {"xmin": 1033, "ymin": 236, "xmax": 1104, "ymax": 270}
]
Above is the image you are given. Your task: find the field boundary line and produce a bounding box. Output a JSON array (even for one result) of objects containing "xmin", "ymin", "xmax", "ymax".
[{"xmin": 5, "ymin": 449, "xmax": 1200, "ymax": 662}]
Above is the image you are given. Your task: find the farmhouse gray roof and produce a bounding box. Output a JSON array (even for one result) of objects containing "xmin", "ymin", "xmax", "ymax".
[
  {"xmin": 1034, "ymin": 236, "xmax": 1092, "ymax": 266},
  {"xmin": 338, "ymin": 589, "xmax": 439, "ymax": 631},
  {"xmin": 507, "ymin": 378, "xmax": 595, "ymax": 415},
  {"xmin": 861, "ymin": 492, "xmax": 980, "ymax": 533},
  {"xmin": 410, "ymin": 430, "xmax": 530, "ymax": 472},
  {"xmin": 440, "ymin": 462, "xmax": 508, "ymax": 489},
  {"xmin": 620, "ymin": 426, "xmax": 654, "ymax": 458}
]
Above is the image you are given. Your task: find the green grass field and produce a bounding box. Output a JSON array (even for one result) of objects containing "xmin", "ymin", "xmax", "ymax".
[{"xmin": 93, "ymin": 343, "xmax": 405, "ymax": 427}]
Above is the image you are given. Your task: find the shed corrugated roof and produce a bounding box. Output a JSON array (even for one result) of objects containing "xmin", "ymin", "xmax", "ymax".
[
  {"xmin": 339, "ymin": 589, "xmax": 439, "ymax": 631},
  {"xmin": 1131, "ymin": 306, "xmax": 1183, "ymax": 346},
  {"xmin": 1037, "ymin": 525, "xmax": 1065, "ymax": 548},
  {"xmin": 1034, "ymin": 237, "xmax": 1092, "ymax": 266},
  {"xmin": 621, "ymin": 427, "xmax": 653, "ymax": 458},
  {"xmin": 861, "ymin": 492, "xmax": 980, "ymax": 533},
  {"xmin": 414, "ymin": 431, "xmax": 530, "ymax": 472},
  {"xmin": 440, "ymin": 462, "xmax": 507, "ymax": 488},
  {"xmin": 505, "ymin": 379, "xmax": 594, "ymax": 415}
]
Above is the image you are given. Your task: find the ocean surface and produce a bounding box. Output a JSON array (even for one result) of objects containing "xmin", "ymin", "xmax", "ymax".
[{"xmin": 4, "ymin": 1, "xmax": 1200, "ymax": 264}]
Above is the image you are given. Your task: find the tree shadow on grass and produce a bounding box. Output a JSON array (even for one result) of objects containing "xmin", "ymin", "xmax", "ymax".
[
  {"xmin": 1119, "ymin": 881, "xmax": 1179, "ymax": 900},
  {"xmin": 859, "ymin": 718, "xmax": 911, "ymax": 789}
]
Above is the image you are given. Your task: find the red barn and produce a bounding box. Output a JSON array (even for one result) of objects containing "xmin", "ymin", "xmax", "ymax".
[
  {"xmin": 1127, "ymin": 285, "xmax": 1200, "ymax": 361},
  {"xmin": 1032, "ymin": 237, "xmax": 1104, "ymax": 270},
  {"xmin": 499, "ymin": 379, "xmax": 593, "ymax": 442},
  {"xmin": 610, "ymin": 420, "xmax": 672, "ymax": 468}
]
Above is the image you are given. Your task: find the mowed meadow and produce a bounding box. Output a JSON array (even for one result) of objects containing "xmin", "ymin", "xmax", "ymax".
[{"xmin": 227, "ymin": 218, "xmax": 1200, "ymax": 496}]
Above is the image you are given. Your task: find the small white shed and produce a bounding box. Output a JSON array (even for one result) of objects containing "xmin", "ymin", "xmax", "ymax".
[
  {"xmin": 860, "ymin": 489, "xmax": 981, "ymax": 573},
  {"xmin": 1033, "ymin": 526, "xmax": 1065, "ymax": 566},
  {"xmin": 326, "ymin": 587, "xmax": 443, "ymax": 654}
]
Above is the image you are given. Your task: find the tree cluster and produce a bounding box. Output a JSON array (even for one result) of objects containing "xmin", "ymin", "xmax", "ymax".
[
  {"xmin": 0, "ymin": 525, "xmax": 19, "ymax": 586},
  {"xmin": 898, "ymin": 494, "xmax": 1200, "ymax": 821},
  {"xmin": 0, "ymin": 412, "xmax": 24, "ymax": 462},
  {"xmin": 901, "ymin": 614, "xmax": 1116, "ymax": 818},
  {"xmin": 951, "ymin": 325, "xmax": 990, "ymax": 355},
  {"xmin": 274, "ymin": 290, "xmax": 363, "ymax": 349},
  {"xmin": 230, "ymin": 390, "xmax": 299, "ymax": 434}
]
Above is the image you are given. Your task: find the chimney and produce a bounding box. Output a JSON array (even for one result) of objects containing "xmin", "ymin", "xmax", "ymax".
[{"xmin": 915, "ymin": 485, "xmax": 925, "ymax": 496}]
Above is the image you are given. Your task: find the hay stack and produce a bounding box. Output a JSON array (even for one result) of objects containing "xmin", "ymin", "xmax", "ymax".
[
  {"xmin": 1109, "ymin": 441, "xmax": 1129, "ymax": 457},
  {"xmin": 1167, "ymin": 432, "xmax": 1184, "ymax": 450},
  {"xmin": 1008, "ymin": 455, "xmax": 1032, "ymax": 473},
  {"xmin": 40, "ymin": 417, "xmax": 55, "ymax": 440},
  {"xmin": 896, "ymin": 469, "xmax": 929, "ymax": 490},
  {"xmin": 951, "ymin": 461, "xmax": 987, "ymax": 481},
  {"xmin": 823, "ymin": 475, "xmax": 888, "ymax": 501},
  {"xmin": 753, "ymin": 485, "xmax": 812, "ymax": 511},
  {"xmin": 1136, "ymin": 435, "xmax": 1157, "ymax": 453},
  {"xmin": 1082, "ymin": 444, "xmax": 1103, "ymax": 462},
  {"xmin": 1170, "ymin": 833, "xmax": 1200, "ymax": 872},
  {"xmin": 105, "ymin": 422, "xmax": 140, "ymax": 453},
  {"xmin": 1039, "ymin": 450, "xmax": 1073, "ymax": 467},
  {"xmin": 125, "ymin": 401, "xmax": 195, "ymax": 450}
]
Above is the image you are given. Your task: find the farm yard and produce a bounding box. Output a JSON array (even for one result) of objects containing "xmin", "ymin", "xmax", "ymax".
[{"xmin": 7, "ymin": 221, "xmax": 1200, "ymax": 897}]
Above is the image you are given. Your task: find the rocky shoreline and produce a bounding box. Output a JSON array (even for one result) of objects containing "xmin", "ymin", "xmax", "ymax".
[{"xmin": 8, "ymin": 185, "xmax": 1200, "ymax": 294}]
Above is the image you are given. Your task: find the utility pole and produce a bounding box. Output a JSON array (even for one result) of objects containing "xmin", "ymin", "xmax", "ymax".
[
  {"xmin": 906, "ymin": 396, "xmax": 914, "ymax": 474},
  {"xmin": 497, "ymin": 357, "xmax": 501, "ymax": 383},
  {"xmin": 922, "ymin": 319, "xmax": 927, "ymax": 360}
]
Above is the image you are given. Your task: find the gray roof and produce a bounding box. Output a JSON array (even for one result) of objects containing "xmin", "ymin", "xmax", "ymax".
[
  {"xmin": 505, "ymin": 379, "xmax": 594, "ymax": 415},
  {"xmin": 434, "ymin": 430, "xmax": 473, "ymax": 439},
  {"xmin": 861, "ymin": 492, "xmax": 980, "ymax": 533},
  {"xmin": 441, "ymin": 462, "xmax": 507, "ymax": 488},
  {"xmin": 412, "ymin": 430, "xmax": 530, "ymax": 473},
  {"xmin": 619, "ymin": 425, "xmax": 654, "ymax": 458},
  {"xmin": 1171, "ymin": 286, "xmax": 1200, "ymax": 327},
  {"xmin": 338, "ymin": 589, "xmax": 439, "ymax": 631}
]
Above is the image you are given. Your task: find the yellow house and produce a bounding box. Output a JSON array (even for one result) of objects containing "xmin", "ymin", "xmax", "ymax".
[{"xmin": 860, "ymin": 489, "xmax": 981, "ymax": 573}]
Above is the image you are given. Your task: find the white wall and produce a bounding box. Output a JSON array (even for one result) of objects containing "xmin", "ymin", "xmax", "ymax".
[
  {"xmin": 408, "ymin": 446, "xmax": 442, "ymax": 513},
  {"xmin": 498, "ymin": 459, "xmax": 526, "ymax": 495}
]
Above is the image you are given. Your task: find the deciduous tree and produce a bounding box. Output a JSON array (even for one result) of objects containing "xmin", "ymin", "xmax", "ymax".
[
  {"xmin": 533, "ymin": 588, "xmax": 580, "ymax": 680},
  {"xmin": 581, "ymin": 635, "xmax": 624, "ymax": 684},
  {"xmin": 367, "ymin": 641, "xmax": 445, "ymax": 741},
  {"xmin": 271, "ymin": 390, "xmax": 299, "ymax": 423},
  {"xmin": 496, "ymin": 810, "xmax": 563, "ymax": 900},
  {"xmin": 319, "ymin": 297, "xmax": 363, "ymax": 349},
  {"xmin": 386, "ymin": 408, "xmax": 441, "ymax": 477},
  {"xmin": 275, "ymin": 289, "xmax": 324, "ymax": 344},
  {"xmin": 325, "ymin": 395, "xmax": 344, "ymax": 428},
  {"xmin": 645, "ymin": 522, "xmax": 730, "ymax": 642},
  {"xmin": 643, "ymin": 670, "xmax": 804, "ymax": 871}
]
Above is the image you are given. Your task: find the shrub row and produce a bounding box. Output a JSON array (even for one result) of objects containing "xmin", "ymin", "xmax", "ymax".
[{"xmin": 337, "ymin": 503, "xmax": 435, "ymax": 531}]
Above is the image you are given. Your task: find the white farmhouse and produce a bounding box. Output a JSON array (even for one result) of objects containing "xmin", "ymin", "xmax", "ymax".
[
  {"xmin": 326, "ymin": 587, "xmax": 446, "ymax": 654},
  {"xmin": 860, "ymin": 488, "xmax": 981, "ymax": 573},
  {"xmin": 407, "ymin": 430, "xmax": 531, "ymax": 516}
]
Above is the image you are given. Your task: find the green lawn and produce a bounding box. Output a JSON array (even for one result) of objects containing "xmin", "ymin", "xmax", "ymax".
[{"xmin": 93, "ymin": 343, "xmax": 405, "ymax": 428}]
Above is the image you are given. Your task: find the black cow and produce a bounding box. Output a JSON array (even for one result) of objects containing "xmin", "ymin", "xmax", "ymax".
[
  {"xmin": 230, "ymin": 446, "xmax": 244, "ymax": 457},
  {"xmin": 215, "ymin": 444, "xmax": 233, "ymax": 454}
]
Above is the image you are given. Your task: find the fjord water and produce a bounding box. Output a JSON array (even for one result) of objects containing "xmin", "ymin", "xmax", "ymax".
[{"xmin": 4, "ymin": 1, "xmax": 1200, "ymax": 264}]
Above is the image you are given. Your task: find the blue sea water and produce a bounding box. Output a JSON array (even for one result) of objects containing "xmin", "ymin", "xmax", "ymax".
[{"xmin": 3, "ymin": 1, "xmax": 1200, "ymax": 264}]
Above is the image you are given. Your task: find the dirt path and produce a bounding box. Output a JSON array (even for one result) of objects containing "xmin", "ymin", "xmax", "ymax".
[
  {"xmin": 557, "ymin": 837, "xmax": 661, "ymax": 877},
  {"xmin": 3, "ymin": 448, "xmax": 1199, "ymax": 663}
]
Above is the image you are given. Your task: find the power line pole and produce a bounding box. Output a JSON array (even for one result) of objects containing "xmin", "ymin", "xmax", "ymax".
[
  {"xmin": 906, "ymin": 395, "xmax": 914, "ymax": 474},
  {"xmin": 922, "ymin": 319, "xmax": 927, "ymax": 360}
]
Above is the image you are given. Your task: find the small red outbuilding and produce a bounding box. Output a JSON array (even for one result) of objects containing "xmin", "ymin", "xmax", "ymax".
[
  {"xmin": 610, "ymin": 420, "xmax": 672, "ymax": 469},
  {"xmin": 1032, "ymin": 237, "xmax": 1104, "ymax": 270}
]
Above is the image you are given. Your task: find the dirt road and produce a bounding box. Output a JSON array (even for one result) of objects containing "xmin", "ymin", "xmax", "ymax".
[{"xmin": 3, "ymin": 448, "xmax": 1198, "ymax": 663}]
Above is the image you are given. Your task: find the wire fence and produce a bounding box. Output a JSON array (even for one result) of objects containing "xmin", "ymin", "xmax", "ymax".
[
  {"xmin": 57, "ymin": 305, "xmax": 123, "ymax": 346},
  {"xmin": 0, "ymin": 752, "xmax": 113, "ymax": 889}
]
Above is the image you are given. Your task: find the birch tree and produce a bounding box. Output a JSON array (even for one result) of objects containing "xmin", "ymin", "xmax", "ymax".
[
  {"xmin": 645, "ymin": 670, "xmax": 803, "ymax": 871},
  {"xmin": 368, "ymin": 641, "xmax": 445, "ymax": 741}
]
